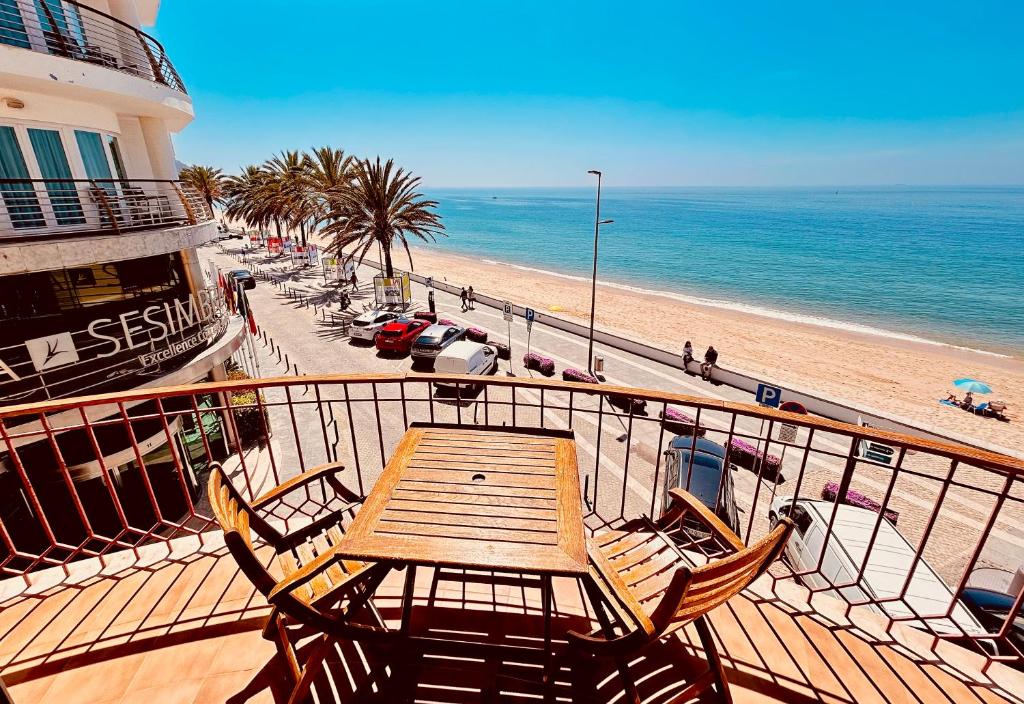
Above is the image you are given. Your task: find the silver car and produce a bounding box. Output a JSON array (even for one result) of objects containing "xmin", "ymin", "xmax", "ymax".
[
  {"xmin": 410, "ymin": 324, "xmax": 465, "ymax": 359},
  {"xmin": 349, "ymin": 309, "xmax": 403, "ymax": 341}
]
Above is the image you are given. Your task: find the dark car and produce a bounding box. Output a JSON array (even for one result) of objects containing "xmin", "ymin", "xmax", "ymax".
[
  {"xmin": 375, "ymin": 318, "xmax": 431, "ymax": 356},
  {"xmin": 227, "ymin": 269, "xmax": 255, "ymax": 290},
  {"xmin": 662, "ymin": 436, "xmax": 740, "ymax": 535},
  {"xmin": 959, "ymin": 586, "xmax": 1024, "ymax": 667},
  {"xmin": 410, "ymin": 323, "xmax": 466, "ymax": 360}
]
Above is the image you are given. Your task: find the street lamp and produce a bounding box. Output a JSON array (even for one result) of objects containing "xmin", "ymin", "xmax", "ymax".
[{"xmin": 586, "ymin": 169, "xmax": 613, "ymax": 378}]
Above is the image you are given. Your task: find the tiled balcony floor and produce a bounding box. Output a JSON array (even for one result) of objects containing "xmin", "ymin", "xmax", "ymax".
[{"xmin": 1, "ymin": 540, "xmax": 1022, "ymax": 704}]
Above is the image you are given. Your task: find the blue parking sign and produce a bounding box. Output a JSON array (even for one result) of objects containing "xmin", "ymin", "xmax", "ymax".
[
  {"xmin": 755, "ymin": 383, "xmax": 782, "ymax": 408},
  {"xmin": 525, "ymin": 307, "xmax": 535, "ymax": 322}
]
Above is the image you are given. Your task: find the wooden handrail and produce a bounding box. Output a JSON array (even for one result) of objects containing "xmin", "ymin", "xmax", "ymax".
[{"xmin": 0, "ymin": 373, "xmax": 1019, "ymax": 474}]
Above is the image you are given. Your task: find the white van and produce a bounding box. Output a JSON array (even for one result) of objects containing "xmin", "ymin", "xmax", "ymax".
[
  {"xmin": 769, "ymin": 497, "xmax": 987, "ymax": 638},
  {"xmin": 433, "ymin": 341, "xmax": 497, "ymax": 389}
]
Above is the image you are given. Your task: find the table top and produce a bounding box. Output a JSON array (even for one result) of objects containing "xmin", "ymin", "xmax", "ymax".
[{"xmin": 336, "ymin": 423, "xmax": 588, "ymax": 576}]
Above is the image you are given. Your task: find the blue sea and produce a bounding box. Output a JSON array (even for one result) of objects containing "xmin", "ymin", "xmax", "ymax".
[{"xmin": 423, "ymin": 187, "xmax": 1024, "ymax": 356}]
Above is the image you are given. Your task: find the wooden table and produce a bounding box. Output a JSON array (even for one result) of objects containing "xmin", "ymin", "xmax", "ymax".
[{"xmin": 336, "ymin": 422, "xmax": 588, "ymax": 659}]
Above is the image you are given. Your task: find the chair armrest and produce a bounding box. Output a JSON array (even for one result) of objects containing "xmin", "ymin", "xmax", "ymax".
[
  {"xmin": 660, "ymin": 488, "xmax": 744, "ymax": 551},
  {"xmin": 253, "ymin": 462, "xmax": 360, "ymax": 509}
]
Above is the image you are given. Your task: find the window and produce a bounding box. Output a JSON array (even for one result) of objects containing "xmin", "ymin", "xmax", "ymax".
[
  {"xmin": 74, "ymin": 130, "xmax": 113, "ymax": 181},
  {"xmin": 787, "ymin": 505, "xmax": 814, "ymax": 536},
  {"xmin": 27, "ymin": 127, "xmax": 85, "ymax": 225},
  {"xmin": 0, "ymin": 125, "xmax": 44, "ymax": 228},
  {"xmin": 105, "ymin": 135, "xmax": 127, "ymax": 181},
  {"xmin": 0, "ymin": 0, "xmax": 30, "ymax": 49}
]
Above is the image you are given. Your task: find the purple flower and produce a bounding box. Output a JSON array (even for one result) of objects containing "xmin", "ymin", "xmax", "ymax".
[
  {"xmin": 466, "ymin": 327, "xmax": 488, "ymax": 342},
  {"xmin": 523, "ymin": 352, "xmax": 555, "ymax": 375},
  {"xmin": 438, "ymin": 318, "xmax": 455, "ymax": 326},
  {"xmin": 821, "ymin": 482, "xmax": 899, "ymax": 523},
  {"xmin": 562, "ymin": 368, "xmax": 599, "ymax": 384}
]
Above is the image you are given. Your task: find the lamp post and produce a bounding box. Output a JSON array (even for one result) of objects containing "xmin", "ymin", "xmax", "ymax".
[{"xmin": 586, "ymin": 169, "xmax": 613, "ymax": 378}]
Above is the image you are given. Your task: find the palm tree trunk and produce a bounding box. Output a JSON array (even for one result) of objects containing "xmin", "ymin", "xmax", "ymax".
[
  {"xmin": 274, "ymin": 218, "xmax": 282, "ymax": 238},
  {"xmin": 382, "ymin": 240, "xmax": 394, "ymax": 278},
  {"xmin": 300, "ymin": 220, "xmax": 307, "ymax": 248}
]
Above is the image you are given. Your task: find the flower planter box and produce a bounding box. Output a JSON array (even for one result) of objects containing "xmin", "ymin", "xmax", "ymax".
[
  {"xmin": 413, "ymin": 312, "xmax": 437, "ymax": 323},
  {"xmin": 562, "ymin": 368, "xmax": 599, "ymax": 384},
  {"xmin": 608, "ymin": 392, "xmax": 648, "ymax": 416},
  {"xmin": 658, "ymin": 407, "xmax": 706, "ymax": 437},
  {"xmin": 821, "ymin": 482, "xmax": 899, "ymax": 523},
  {"xmin": 728, "ymin": 438, "xmax": 783, "ymax": 481},
  {"xmin": 438, "ymin": 318, "xmax": 456, "ymax": 326},
  {"xmin": 490, "ymin": 342, "xmax": 511, "ymax": 360},
  {"xmin": 523, "ymin": 352, "xmax": 555, "ymax": 376},
  {"xmin": 466, "ymin": 327, "xmax": 488, "ymax": 343}
]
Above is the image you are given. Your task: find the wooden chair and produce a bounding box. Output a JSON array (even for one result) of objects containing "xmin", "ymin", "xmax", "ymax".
[
  {"xmin": 568, "ymin": 487, "xmax": 795, "ymax": 703},
  {"xmin": 208, "ymin": 462, "xmax": 391, "ymax": 704}
]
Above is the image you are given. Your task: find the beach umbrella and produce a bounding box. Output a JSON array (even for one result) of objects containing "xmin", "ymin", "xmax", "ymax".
[{"xmin": 953, "ymin": 378, "xmax": 992, "ymax": 394}]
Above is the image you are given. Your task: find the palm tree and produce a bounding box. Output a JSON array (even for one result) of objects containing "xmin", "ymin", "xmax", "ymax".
[
  {"xmin": 264, "ymin": 150, "xmax": 313, "ymax": 246},
  {"xmin": 321, "ymin": 157, "xmax": 445, "ymax": 277},
  {"xmin": 222, "ymin": 165, "xmax": 271, "ymax": 232},
  {"xmin": 178, "ymin": 164, "xmax": 224, "ymax": 211}
]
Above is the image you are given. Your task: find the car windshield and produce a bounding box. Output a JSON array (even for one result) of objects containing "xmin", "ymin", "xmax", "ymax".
[
  {"xmin": 416, "ymin": 335, "xmax": 440, "ymax": 346},
  {"xmin": 678, "ymin": 456, "xmax": 724, "ymax": 508}
]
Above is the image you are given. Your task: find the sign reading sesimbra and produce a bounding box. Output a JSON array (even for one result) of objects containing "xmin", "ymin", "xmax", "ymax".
[{"xmin": 0, "ymin": 290, "xmax": 223, "ymax": 382}]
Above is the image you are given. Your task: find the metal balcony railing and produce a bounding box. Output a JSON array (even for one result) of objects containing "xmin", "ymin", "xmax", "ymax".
[
  {"xmin": 0, "ymin": 374, "xmax": 1021, "ymax": 674},
  {"xmin": 0, "ymin": 0, "xmax": 186, "ymax": 92},
  {"xmin": 0, "ymin": 178, "xmax": 214, "ymax": 240}
]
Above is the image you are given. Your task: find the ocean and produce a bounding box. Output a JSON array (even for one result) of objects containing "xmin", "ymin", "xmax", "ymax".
[{"xmin": 423, "ymin": 187, "xmax": 1024, "ymax": 356}]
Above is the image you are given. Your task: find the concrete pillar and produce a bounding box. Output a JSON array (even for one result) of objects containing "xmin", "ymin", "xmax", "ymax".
[{"xmin": 139, "ymin": 117, "xmax": 177, "ymax": 179}]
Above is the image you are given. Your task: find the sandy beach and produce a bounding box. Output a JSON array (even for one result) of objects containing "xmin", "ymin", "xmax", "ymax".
[{"xmin": 394, "ymin": 245, "xmax": 1023, "ymax": 454}]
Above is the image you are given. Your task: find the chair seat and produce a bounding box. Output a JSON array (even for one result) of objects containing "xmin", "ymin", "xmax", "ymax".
[
  {"xmin": 593, "ymin": 517, "xmax": 689, "ymax": 620},
  {"xmin": 277, "ymin": 524, "xmax": 371, "ymax": 604}
]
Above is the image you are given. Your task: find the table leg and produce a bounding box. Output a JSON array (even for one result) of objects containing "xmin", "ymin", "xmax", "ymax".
[
  {"xmin": 542, "ymin": 575, "xmax": 553, "ymax": 686},
  {"xmin": 401, "ymin": 564, "xmax": 417, "ymax": 635}
]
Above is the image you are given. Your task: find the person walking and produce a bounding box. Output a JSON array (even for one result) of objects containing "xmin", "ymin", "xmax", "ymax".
[
  {"xmin": 701, "ymin": 345, "xmax": 719, "ymax": 381},
  {"xmin": 468, "ymin": 286, "xmax": 476, "ymax": 310},
  {"xmin": 350, "ymin": 270, "xmax": 358, "ymax": 290},
  {"xmin": 460, "ymin": 287, "xmax": 469, "ymax": 311}
]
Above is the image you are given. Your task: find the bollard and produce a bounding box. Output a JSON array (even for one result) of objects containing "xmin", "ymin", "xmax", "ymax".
[{"xmin": 276, "ymin": 345, "xmax": 282, "ymax": 363}]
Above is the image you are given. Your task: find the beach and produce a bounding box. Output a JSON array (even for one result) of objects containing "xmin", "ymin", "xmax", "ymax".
[{"xmin": 398, "ymin": 244, "xmax": 1024, "ymax": 454}]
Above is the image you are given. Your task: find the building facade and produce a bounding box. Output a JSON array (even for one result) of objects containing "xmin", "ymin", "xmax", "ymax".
[{"xmin": 0, "ymin": 0, "xmax": 245, "ymax": 558}]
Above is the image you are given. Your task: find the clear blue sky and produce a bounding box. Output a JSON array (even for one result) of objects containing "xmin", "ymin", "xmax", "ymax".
[{"xmin": 154, "ymin": 1, "xmax": 1024, "ymax": 186}]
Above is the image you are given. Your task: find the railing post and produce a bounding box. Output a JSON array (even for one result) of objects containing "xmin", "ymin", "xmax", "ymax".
[
  {"xmin": 169, "ymin": 181, "xmax": 198, "ymax": 225},
  {"xmin": 136, "ymin": 29, "xmax": 168, "ymax": 86},
  {"xmin": 89, "ymin": 180, "xmax": 120, "ymax": 234}
]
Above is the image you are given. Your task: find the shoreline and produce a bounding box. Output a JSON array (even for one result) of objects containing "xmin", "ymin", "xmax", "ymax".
[
  {"xmin": 392, "ymin": 243, "xmax": 1023, "ymax": 451},
  {"xmin": 475, "ymin": 255, "xmax": 1018, "ymax": 361}
]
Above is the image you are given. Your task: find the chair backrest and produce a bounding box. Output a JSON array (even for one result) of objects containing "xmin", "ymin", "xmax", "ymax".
[
  {"xmin": 208, "ymin": 465, "xmax": 278, "ymax": 597},
  {"xmin": 654, "ymin": 518, "xmax": 795, "ymax": 632}
]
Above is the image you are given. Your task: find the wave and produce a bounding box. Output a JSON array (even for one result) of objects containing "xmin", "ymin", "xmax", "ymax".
[{"xmin": 480, "ymin": 259, "xmax": 1011, "ymax": 359}]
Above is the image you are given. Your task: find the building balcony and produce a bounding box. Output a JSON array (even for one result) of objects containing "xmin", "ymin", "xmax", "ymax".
[
  {"xmin": 0, "ymin": 0, "xmax": 185, "ymax": 93},
  {"xmin": 0, "ymin": 375, "xmax": 1021, "ymax": 703},
  {"xmin": 0, "ymin": 178, "xmax": 212, "ymax": 243}
]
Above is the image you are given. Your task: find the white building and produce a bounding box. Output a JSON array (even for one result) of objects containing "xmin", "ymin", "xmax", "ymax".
[{"xmin": 0, "ymin": 1, "xmax": 245, "ymax": 544}]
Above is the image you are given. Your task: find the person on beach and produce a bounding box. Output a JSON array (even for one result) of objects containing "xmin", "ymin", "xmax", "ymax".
[
  {"xmin": 350, "ymin": 271, "xmax": 358, "ymax": 290},
  {"xmin": 682, "ymin": 340, "xmax": 694, "ymax": 367},
  {"xmin": 961, "ymin": 391, "xmax": 975, "ymax": 410},
  {"xmin": 701, "ymin": 345, "xmax": 718, "ymax": 381},
  {"xmin": 460, "ymin": 287, "xmax": 469, "ymax": 311},
  {"xmin": 468, "ymin": 286, "xmax": 476, "ymax": 310}
]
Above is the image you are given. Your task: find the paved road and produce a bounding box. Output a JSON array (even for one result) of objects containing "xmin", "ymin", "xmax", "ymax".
[{"xmin": 203, "ymin": 242, "xmax": 1022, "ymax": 586}]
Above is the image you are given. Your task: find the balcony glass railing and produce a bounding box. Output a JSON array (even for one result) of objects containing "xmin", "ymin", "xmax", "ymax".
[
  {"xmin": 0, "ymin": 0, "xmax": 186, "ymax": 92},
  {"xmin": 0, "ymin": 178, "xmax": 214, "ymax": 240},
  {"xmin": 0, "ymin": 374, "xmax": 1020, "ymax": 674}
]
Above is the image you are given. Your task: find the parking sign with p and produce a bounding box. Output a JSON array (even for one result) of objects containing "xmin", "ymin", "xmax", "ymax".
[{"xmin": 755, "ymin": 383, "xmax": 782, "ymax": 408}]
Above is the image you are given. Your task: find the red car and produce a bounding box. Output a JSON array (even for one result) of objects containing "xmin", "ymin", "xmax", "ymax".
[{"xmin": 375, "ymin": 318, "xmax": 432, "ymax": 355}]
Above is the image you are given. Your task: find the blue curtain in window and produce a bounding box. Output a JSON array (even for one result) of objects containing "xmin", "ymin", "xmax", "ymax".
[
  {"xmin": 28, "ymin": 128, "xmax": 85, "ymax": 226},
  {"xmin": 0, "ymin": 127, "xmax": 44, "ymax": 228},
  {"xmin": 0, "ymin": 0, "xmax": 30, "ymax": 48},
  {"xmin": 75, "ymin": 131, "xmax": 112, "ymax": 180}
]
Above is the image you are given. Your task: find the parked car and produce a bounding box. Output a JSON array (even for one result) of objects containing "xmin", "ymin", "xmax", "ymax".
[
  {"xmin": 410, "ymin": 323, "xmax": 466, "ymax": 360},
  {"xmin": 957, "ymin": 568, "xmax": 1024, "ymax": 666},
  {"xmin": 433, "ymin": 341, "xmax": 498, "ymax": 389},
  {"xmin": 349, "ymin": 309, "xmax": 403, "ymax": 342},
  {"xmin": 375, "ymin": 318, "xmax": 432, "ymax": 356},
  {"xmin": 768, "ymin": 497, "xmax": 988, "ymax": 638},
  {"xmin": 227, "ymin": 269, "xmax": 255, "ymax": 290},
  {"xmin": 662, "ymin": 436, "xmax": 740, "ymax": 536}
]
